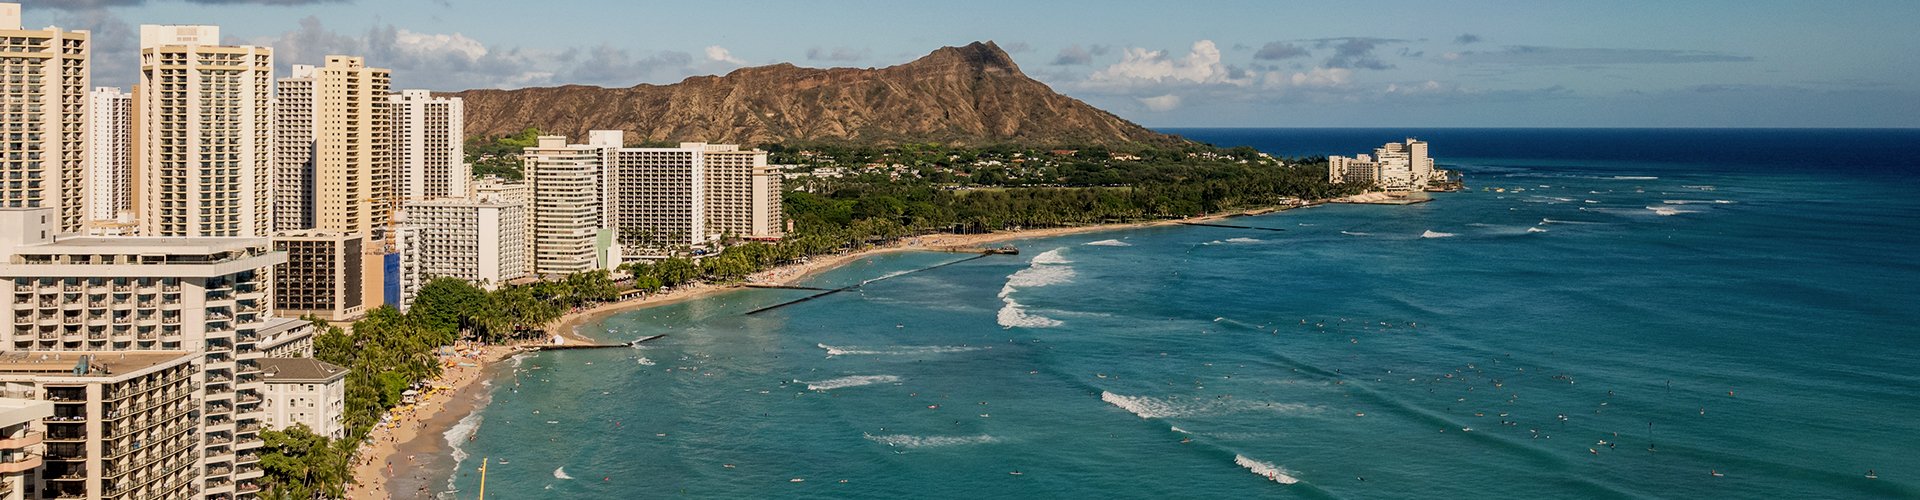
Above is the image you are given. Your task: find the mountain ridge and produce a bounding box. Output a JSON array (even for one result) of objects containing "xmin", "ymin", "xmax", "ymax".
[{"xmin": 448, "ymin": 41, "xmax": 1185, "ymax": 147}]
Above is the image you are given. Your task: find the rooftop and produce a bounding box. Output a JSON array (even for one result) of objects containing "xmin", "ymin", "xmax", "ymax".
[
  {"xmin": 0, "ymin": 351, "xmax": 194, "ymax": 377},
  {"xmin": 257, "ymin": 358, "xmax": 349, "ymax": 383},
  {"xmin": 19, "ymin": 236, "xmax": 269, "ymax": 255}
]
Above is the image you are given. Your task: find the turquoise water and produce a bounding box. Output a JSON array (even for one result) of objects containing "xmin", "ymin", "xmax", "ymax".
[{"xmin": 439, "ymin": 130, "xmax": 1920, "ymax": 498}]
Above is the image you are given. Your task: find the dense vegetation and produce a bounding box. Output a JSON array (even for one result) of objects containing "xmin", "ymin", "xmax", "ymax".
[{"xmin": 465, "ymin": 127, "xmax": 540, "ymax": 180}]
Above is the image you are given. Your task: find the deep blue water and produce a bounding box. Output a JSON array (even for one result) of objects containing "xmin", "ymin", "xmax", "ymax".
[{"xmin": 438, "ymin": 129, "xmax": 1919, "ymax": 499}]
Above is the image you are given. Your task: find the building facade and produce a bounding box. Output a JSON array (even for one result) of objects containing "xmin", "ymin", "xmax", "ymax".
[
  {"xmin": 271, "ymin": 65, "xmax": 316, "ymax": 232},
  {"xmin": 0, "ymin": 206, "xmax": 303, "ymax": 499},
  {"xmin": 400, "ymin": 197, "xmax": 527, "ymax": 290},
  {"xmin": 255, "ymin": 358, "xmax": 346, "ymax": 440},
  {"xmin": 693, "ymin": 143, "xmax": 782, "ymax": 240},
  {"xmin": 0, "ymin": 396, "xmax": 54, "ymax": 500},
  {"xmin": 524, "ymin": 136, "xmax": 617, "ymax": 275},
  {"xmin": 137, "ymin": 24, "xmax": 274, "ymax": 237},
  {"xmin": 270, "ymin": 231, "xmax": 363, "ymax": 322},
  {"xmin": 84, "ymin": 87, "xmax": 131, "ymax": 225},
  {"xmin": 0, "ymin": 6, "xmax": 89, "ymax": 235},
  {"xmin": 391, "ymin": 90, "xmax": 466, "ymax": 202},
  {"xmin": 608, "ymin": 144, "xmax": 707, "ymax": 251}
]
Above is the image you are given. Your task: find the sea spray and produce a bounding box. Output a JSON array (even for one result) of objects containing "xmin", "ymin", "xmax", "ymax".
[
  {"xmin": 863, "ymin": 433, "xmax": 1001, "ymax": 448},
  {"xmin": 805, "ymin": 375, "xmax": 903, "ymax": 391},
  {"xmin": 1235, "ymin": 455, "xmax": 1300, "ymax": 484}
]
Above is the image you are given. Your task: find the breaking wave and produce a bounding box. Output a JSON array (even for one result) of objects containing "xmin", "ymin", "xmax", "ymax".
[
  {"xmin": 1085, "ymin": 239, "xmax": 1132, "ymax": 247},
  {"xmin": 1235, "ymin": 455, "xmax": 1301, "ymax": 484},
  {"xmin": 1646, "ymin": 206, "xmax": 1700, "ymax": 216},
  {"xmin": 1101, "ymin": 391, "xmax": 1317, "ymax": 419},
  {"xmin": 1225, "ymin": 237, "xmax": 1261, "ymax": 244},
  {"xmin": 998, "ymin": 298, "xmax": 1062, "ymax": 328},
  {"xmin": 864, "ymin": 433, "xmax": 1001, "ymax": 448},
  {"xmin": 553, "ymin": 467, "xmax": 573, "ymax": 480},
  {"xmin": 1339, "ymin": 231, "xmax": 1370, "ymax": 236},
  {"xmin": 444, "ymin": 411, "xmax": 484, "ymax": 491},
  {"xmin": 805, "ymin": 375, "xmax": 903, "ymax": 391},
  {"xmin": 1421, "ymin": 230, "xmax": 1456, "ymax": 239},
  {"xmin": 816, "ymin": 343, "xmax": 988, "ymax": 356},
  {"xmin": 1029, "ymin": 248, "xmax": 1073, "ymax": 265}
]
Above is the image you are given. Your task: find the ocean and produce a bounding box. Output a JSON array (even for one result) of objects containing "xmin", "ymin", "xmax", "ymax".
[{"xmin": 435, "ymin": 129, "xmax": 1920, "ymax": 498}]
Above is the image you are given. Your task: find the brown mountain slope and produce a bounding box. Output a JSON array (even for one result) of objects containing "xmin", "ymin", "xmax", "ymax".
[{"xmin": 448, "ymin": 41, "xmax": 1184, "ymax": 147}]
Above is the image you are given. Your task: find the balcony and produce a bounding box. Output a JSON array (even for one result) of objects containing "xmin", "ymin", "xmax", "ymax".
[{"xmin": 0, "ymin": 431, "xmax": 41, "ymax": 449}]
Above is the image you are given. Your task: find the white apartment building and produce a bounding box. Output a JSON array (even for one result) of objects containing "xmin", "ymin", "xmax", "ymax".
[
  {"xmin": 1328, "ymin": 138, "xmax": 1447, "ymax": 191},
  {"xmin": 255, "ymin": 358, "xmax": 346, "ymax": 440},
  {"xmin": 391, "ymin": 90, "xmax": 466, "ymax": 202},
  {"xmin": 471, "ymin": 176, "xmax": 532, "ymax": 276},
  {"xmin": 137, "ymin": 24, "xmax": 275, "ymax": 238},
  {"xmin": 84, "ymin": 87, "xmax": 132, "ymax": 225},
  {"xmin": 524, "ymin": 136, "xmax": 618, "ymax": 275},
  {"xmin": 0, "ymin": 206, "xmax": 310, "ymax": 500},
  {"xmin": 272, "ymin": 65, "xmax": 316, "ymax": 232},
  {"xmin": 0, "ymin": 4, "xmax": 90, "ymax": 235},
  {"xmin": 400, "ymin": 197, "xmax": 527, "ymax": 290}
]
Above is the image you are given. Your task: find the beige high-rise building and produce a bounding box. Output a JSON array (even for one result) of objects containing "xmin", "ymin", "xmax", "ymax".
[
  {"xmin": 137, "ymin": 24, "xmax": 273, "ymax": 237},
  {"xmin": 272, "ymin": 65, "xmax": 316, "ymax": 232},
  {"xmin": 392, "ymin": 90, "xmax": 466, "ymax": 202},
  {"xmin": 692, "ymin": 143, "xmax": 783, "ymax": 240},
  {"xmin": 524, "ymin": 136, "xmax": 617, "ymax": 275},
  {"xmin": 85, "ymin": 87, "xmax": 132, "ymax": 225},
  {"xmin": 0, "ymin": 396, "xmax": 53, "ymax": 499},
  {"xmin": 307, "ymin": 56, "xmax": 393, "ymax": 239},
  {"xmin": 0, "ymin": 4, "xmax": 90, "ymax": 235}
]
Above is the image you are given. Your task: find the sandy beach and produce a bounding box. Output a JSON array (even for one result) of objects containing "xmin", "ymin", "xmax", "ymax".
[{"xmin": 346, "ymin": 202, "xmax": 1310, "ymax": 498}]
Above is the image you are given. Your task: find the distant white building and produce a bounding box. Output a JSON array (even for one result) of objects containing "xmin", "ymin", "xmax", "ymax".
[
  {"xmin": 257, "ymin": 358, "xmax": 349, "ymax": 439},
  {"xmin": 392, "ymin": 90, "xmax": 468, "ymax": 202},
  {"xmin": 85, "ymin": 87, "xmax": 134, "ymax": 224},
  {"xmin": 1329, "ymin": 139, "xmax": 1449, "ymax": 191}
]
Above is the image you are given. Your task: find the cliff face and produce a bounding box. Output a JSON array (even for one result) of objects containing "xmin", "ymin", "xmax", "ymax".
[{"xmin": 449, "ymin": 41, "xmax": 1183, "ymax": 147}]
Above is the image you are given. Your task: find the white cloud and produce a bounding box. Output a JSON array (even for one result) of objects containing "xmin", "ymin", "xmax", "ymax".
[
  {"xmin": 392, "ymin": 30, "xmax": 488, "ymax": 61},
  {"xmin": 1088, "ymin": 40, "xmax": 1247, "ymax": 88},
  {"xmin": 705, "ymin": 45, "xmax": 746, "ymax": 65},
  {"xmin": 1138, "ymin": 94, "xmax": 1182, "ymax": 111},
  {"xmin": 1288, "ymin": 67, "xmax": 1353, "ymax": 88}
]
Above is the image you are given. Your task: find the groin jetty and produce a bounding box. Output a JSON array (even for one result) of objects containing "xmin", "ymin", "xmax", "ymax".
[{"xmin": 525, "ymin": 334, "xmax": 667, "ymax": 351}]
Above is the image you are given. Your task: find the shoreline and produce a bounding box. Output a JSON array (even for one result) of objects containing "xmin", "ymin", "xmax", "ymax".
[{"xmin": 348, "ymin": 200, "xmax": 1326, "ymax": 498}]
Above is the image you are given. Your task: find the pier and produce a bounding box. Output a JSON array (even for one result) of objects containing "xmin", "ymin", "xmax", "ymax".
[
  {"xmin": 1175, "ymin": 222, "xmax": 1289, "ymax": 232},
  {"xmin": 744, "ymin": 252, "xmax": 998, "ymax": 316}
]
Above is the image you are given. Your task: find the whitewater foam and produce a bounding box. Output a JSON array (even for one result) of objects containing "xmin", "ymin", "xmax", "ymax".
[
  {"xmin": 1225, "ymin": 237, "xmax": 1261, "ymax": 244},
  {"xmin": 1235, "ymin": 455, "xmax": 1301, "ymax": 484},
  {"xmin": 997, "ymin": 298, "xmax": 1062, "ymax": 328},
  {"xmin": 1646, "ymin": 206, "xmax": 1699, "ymax": 216},
  {"xmin": 1421, "ymin": 230, "xmax": 1456, "ymax": 239},
  {"xmin": 1527, "ymin": 227, "xmax": 1548, "ymax": 233},
  {"xmin": 864, "ymin": 433, "xmax": 1001, "ymax": 448},
  {"xmin": 1029, "ymin": 248, "xmax": 1072, "ymax": 265},
  {"xmin": 806, "ymin": 375, "xmax": 903, "ymax": 391},
  {"xmin": 635, "ymin": 357, "xmax": 655, "ymax": 366},
  {"xmin": 553, "ymin": 467, "xmax": 573, "ymax": 480},
  {"xmin": 1340, "ymin": 231, "xmax": 1370, "ymax": 236},
  {"xmin": 444, "ymin": 411, "xmax": 484, "ymax": 492},
  {"xmin": 816, "ymin": 343, "xmax": 989, "ymax": 356},
  {"xmin": 861, "ymin": 270, "xmax": 913, "ymax": 285},
  {"xmin": 1612, "ymin": 176, "xmax": 1659, "ymax": 180},
  {"xmin": 1085, "ymin": 239, "xmax": 1132, "ymax": 247},
  {"xmin": 1002, "ymin": 265, "xmax": 1076, "ymax": 296},
  {"xmin": 1101, "ymin": 391, "xmax": 1315, "ymax": 419}
]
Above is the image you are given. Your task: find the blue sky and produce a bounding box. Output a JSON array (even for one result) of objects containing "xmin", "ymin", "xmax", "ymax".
[{"xmin": 23, "ymin": 0, "xmax": 1920, "ymax": 127}]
